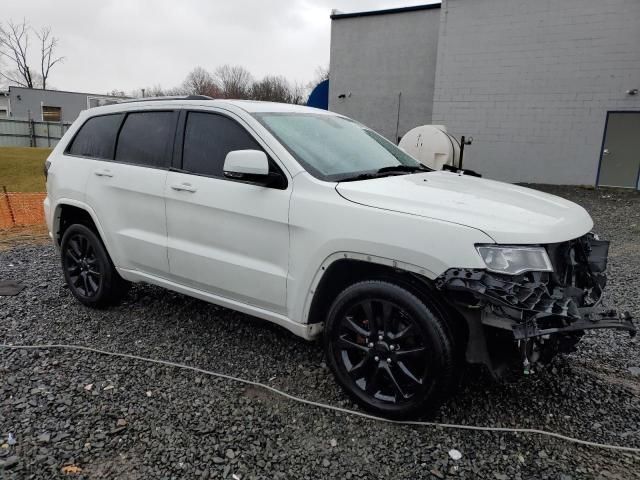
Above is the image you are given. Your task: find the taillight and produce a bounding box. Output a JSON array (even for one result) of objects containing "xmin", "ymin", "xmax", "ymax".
[{"xmin": 44, "ymin": 160, "xmax": 51, "ymax": 179}]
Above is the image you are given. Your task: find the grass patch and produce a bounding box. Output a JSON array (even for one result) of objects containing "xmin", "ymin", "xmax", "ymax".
[{"xmin": 0, "ymin": 147, "xmax": 51, "ymax": 192}]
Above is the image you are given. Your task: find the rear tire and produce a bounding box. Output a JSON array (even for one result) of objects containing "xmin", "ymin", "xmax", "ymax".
[
  {"xmin": 60, "ymin": 224, "xmax": 129, "ymax": 308},
  {"xmin": 324, "ymin": 280, "xmax": 456, "ymax": 419}
]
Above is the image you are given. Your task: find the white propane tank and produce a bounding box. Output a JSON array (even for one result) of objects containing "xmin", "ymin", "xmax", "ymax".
[{"xmin": 399, "ymin": 125, "xmax": 460, "ymax": 170}]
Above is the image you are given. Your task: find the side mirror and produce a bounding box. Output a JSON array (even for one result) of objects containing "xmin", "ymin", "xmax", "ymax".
[{"xmin": 223, "ymin": 150, "xmax": 269, "ymax": 177}]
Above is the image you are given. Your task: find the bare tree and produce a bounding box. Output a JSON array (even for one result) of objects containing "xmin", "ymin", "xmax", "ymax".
[
  {"xmin": 133, "ymin": 64, "xmax": 312, "ymax": 104},
  {"xmin": 303, "ymin": 65, "xmax": 330, "ymax": 102},
  {"xmin": 251, "ymin": 75, "xmax": 291, "ymax": 102},
  {"xmin": 108, "ymin": 89, "xmax": 127, "ymax": 97},
  {"xmin": 289, "ymin": 81, "xmax": 306, "ymax": 105},
  {"xmin": 0, "ymin": 20, "xmax": 33, "ymax": 88},
  {"xmin": 214, "ymin": 65, "xmax": 253, "ymax": 99},
  {"xmin": 315, "ymin": 65, "xmax": 329, "ymax": 82},
  {"xmin": 251, "ymin": 75, "xmax": 306, "ymax": 104},
  {"xmin": 37, "ymin": 26, "xmax": 63, "ymax": 89},
  {"xmin": 0, "ymin": 19, "xmax": 63, "ymax": 89},
  {"xmin": 131, "ymin": 84, "xmax": 187, "ymax": 98},
  {"xmin": 144, "ymin": 85, "xmax": 170, "ymax": 97},
  {"xmin": 182, "ymin": 66, "xmax": 219, "ymax": 97}
]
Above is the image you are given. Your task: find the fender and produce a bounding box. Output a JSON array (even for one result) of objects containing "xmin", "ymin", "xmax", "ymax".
[
  {"xmin": 51, "ymin": 198, "xmax": 115, "ymax": 261},
  {"xmin": 300, "ymin": 251, "xmax": 438, "ymax": 325}
]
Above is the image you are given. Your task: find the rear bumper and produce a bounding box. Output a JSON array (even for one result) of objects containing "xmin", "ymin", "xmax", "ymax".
[{"xmin": 43, "ymin": 196, "xmax": 52, "ymax": 235}]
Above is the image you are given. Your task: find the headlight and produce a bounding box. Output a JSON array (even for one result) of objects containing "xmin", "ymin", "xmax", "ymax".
[{"xmin": 476, "ymin": 245, "xmax": 553, "ymax": 275}]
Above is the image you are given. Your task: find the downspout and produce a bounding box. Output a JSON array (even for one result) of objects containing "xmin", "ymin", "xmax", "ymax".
[{"xmin": 395, "ymin": 91, "xmax": 402, "ymax": 144}]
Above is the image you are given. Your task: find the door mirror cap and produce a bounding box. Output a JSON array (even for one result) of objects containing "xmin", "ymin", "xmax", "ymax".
[{"xmin": 223, "ymin": 150, "xmax": 269, "ymax": 177}]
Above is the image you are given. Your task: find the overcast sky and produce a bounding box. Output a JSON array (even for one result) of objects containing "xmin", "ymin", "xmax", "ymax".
[{"xmin": 2, "ymin": 1, "xmax": 436, "ymax": 95}]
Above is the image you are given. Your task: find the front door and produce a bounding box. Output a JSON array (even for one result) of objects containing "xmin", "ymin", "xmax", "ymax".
[
  {"xmin": 597, "ymin": 112, "xmax": 640, "ymax": 189},
  {"xmin": 165, "ymin": 111, "xmax": 291, "ymax": 314}
]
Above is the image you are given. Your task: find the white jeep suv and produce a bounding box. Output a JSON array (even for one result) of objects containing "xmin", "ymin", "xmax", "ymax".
[{"xmin": 44, "ymin": 97, "xmax": 635, "ymax": 418}]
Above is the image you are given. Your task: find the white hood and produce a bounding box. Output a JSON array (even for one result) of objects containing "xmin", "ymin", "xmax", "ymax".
[{"xmin": 336, "ymin": 171, "xmax": 593, "ymax": 244}]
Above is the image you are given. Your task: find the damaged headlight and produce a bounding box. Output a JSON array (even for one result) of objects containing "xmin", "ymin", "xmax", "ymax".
[{"xmin": 476, "ymin": 245, "xmax": 553, "ymax": 275}]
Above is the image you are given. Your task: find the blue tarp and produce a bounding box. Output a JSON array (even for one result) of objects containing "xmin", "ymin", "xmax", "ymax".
[{"xmin": 306, "ymin": 79, "xmax": 329, "ymax": 110}]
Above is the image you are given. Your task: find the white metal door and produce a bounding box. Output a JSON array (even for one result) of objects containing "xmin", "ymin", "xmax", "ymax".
[
  {"xmin": 85, "ymin": 161, "xmax": 169, "ymax": 275},
  {"xmin": 165, "ymin": 172, "xmax": 290, "ymax": 314}
]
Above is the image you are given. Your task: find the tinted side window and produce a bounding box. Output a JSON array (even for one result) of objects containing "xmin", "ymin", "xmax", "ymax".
[
  {"xmin": 115, "ymin": 111, "xmax": 176, "ymax": 168},
  {"xmin": 182, "ymin": 112, "xmax": 261, "ymax": 177},
  {"xmin": 68, "ymin": 114, "xmax": 123, "ymax": 159}
]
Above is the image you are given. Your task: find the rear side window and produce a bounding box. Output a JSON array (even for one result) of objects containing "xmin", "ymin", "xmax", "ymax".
[
  {"xmin": 182, "ymin": 112, "xmax": 261, "ymax": 177},
  {"xmin": 67, "ymin": 114, "xmax": 123, "ymax": 159},
  {"xmin": 115, "ymin": 111, "xmax": 176, "ymax": 168}
]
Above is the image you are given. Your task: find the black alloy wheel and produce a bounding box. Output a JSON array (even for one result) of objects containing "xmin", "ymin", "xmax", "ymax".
[
  {"xmin": 325, "ymin": 280, "xmax": 456, "ymax": 419},
  {"xmin": 60, "ymin": 223, "xmax": 129, "ymax": 307},
  {"xmin": 64, "ymin": 232, "xmax": 101, "ymax": 297}
]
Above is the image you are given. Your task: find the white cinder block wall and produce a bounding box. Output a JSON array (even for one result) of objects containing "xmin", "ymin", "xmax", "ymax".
[
  {"xmin": 329, "ymin": 6, "xmax": 441, "ymax": 141},
  {"xmin": 432, "ymin": 0, "xmax": 640, "ymax": 185}
]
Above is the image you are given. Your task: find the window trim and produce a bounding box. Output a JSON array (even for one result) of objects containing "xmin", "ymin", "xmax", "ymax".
[{"xmin": 177, "ymin": 109, "xmax": 289, "ymax": 190}]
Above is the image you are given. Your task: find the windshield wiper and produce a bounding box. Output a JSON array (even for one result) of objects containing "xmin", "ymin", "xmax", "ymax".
[
  {"xmin": 338, "ymin": 172, "xmax": 382, "ymax": 182},
  {"xmin": 376, "ymin": 165, "xmax": 430, "ymax": 174},
  {"xmin": 338, "ymin": 164, "xmax": 430, "ymax": 182}
]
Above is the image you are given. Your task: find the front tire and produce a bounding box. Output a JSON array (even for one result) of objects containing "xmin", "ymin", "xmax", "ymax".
[
  {"xmin": 324, "ymin": 280, "xmax": 456, "ymax": 419},
  {"xmin": 60, "ymin": 224, "xmax": 129, "ymax": 308}
]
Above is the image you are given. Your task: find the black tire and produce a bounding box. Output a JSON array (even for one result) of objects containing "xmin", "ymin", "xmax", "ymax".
[
  {"xmin": 60, "ymin": 224, "xmax": 129, "ymax": 308},
  {"xmin": 324, "ymin": 280, "xmax": 456, "ymax": 419}
]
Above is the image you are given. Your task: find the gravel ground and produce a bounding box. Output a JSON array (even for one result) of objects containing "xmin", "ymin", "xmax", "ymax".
[{"xmin": 1, "ymin": 185, "xmax": 639, "ymax": 479}]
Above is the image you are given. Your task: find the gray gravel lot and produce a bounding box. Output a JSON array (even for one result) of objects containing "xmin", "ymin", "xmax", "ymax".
[{"xmin": 1, "ymin": 185, "xmax": 639, "ymax": 479}]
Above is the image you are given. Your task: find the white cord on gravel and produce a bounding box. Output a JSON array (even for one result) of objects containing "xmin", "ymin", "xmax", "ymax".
[{"xmin": 2, "ymin": 343, "xmax": 639, "ymax": 455}]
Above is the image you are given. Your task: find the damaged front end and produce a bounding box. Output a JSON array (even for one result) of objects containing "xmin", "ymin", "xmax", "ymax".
[{"xmin": 435, "ymin": 233, "xmax": 636, "ymax": 376}]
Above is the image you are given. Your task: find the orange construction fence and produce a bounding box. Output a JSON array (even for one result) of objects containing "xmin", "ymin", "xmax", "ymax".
[{"xmin": 0, "ymin": 191, "xmax": 47, "ymax": 228}]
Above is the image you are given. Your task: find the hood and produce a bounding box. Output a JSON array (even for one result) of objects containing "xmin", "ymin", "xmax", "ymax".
[{"xmin": 336, "ymin": 171, "xmax": 593, "ymax": 244}]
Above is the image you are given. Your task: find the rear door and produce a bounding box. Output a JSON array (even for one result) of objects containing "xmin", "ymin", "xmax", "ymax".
[
  {"xmin": 84, "ymin": 110, "xmax": 178, "ymax": 276},
  {"xmin": 61, "ymin": 113, "xmax": 123, "ymax": 221},
  {"xmin": 165, "ymin": 110, "xmax": 291, "ymax": 314}
]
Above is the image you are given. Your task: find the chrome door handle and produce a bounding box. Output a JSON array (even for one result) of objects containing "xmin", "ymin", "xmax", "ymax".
[
  {"xmin": 171, "ymin": 183, "xmax": 197, "ymax": 193},
  {"xmin": 94, "ymin": 169, "xmax": 113, "ymax": 177}
]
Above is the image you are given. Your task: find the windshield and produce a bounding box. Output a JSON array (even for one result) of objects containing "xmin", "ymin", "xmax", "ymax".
[{"xmin": 253, "ymin": 112, "xmax": 427, "ymax": 181}]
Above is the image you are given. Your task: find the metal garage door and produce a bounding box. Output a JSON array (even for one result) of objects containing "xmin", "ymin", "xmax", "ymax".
[{"xmin": 597, "ymin": 112, "xmax": 640, "ymax": 189}]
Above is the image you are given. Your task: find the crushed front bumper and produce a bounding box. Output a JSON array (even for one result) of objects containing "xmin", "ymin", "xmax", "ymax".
[
  {"xmin": 435, "ymin": 267, "xmax": 636, "ymax": 340},
  {"xmin": 434, "ymin": 234, "xmax": 636, "ymax": 371},
  {"xmin": 512, "ymin": 309, "xmax": 635, "ymax": 340}
]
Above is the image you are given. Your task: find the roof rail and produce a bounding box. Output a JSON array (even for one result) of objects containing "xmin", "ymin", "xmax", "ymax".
[{"xmin": 118, "ymin": 95, "xmax": 213, "ymax": 103}]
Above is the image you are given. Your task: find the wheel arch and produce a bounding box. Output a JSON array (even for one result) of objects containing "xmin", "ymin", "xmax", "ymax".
[
  {"xmin": 53, "ymin": 200, "xmax": 110, "ymax": 252},
  {"xmin": 305, "ymin": 253, "xmax": 468, "ymax": 352}
]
